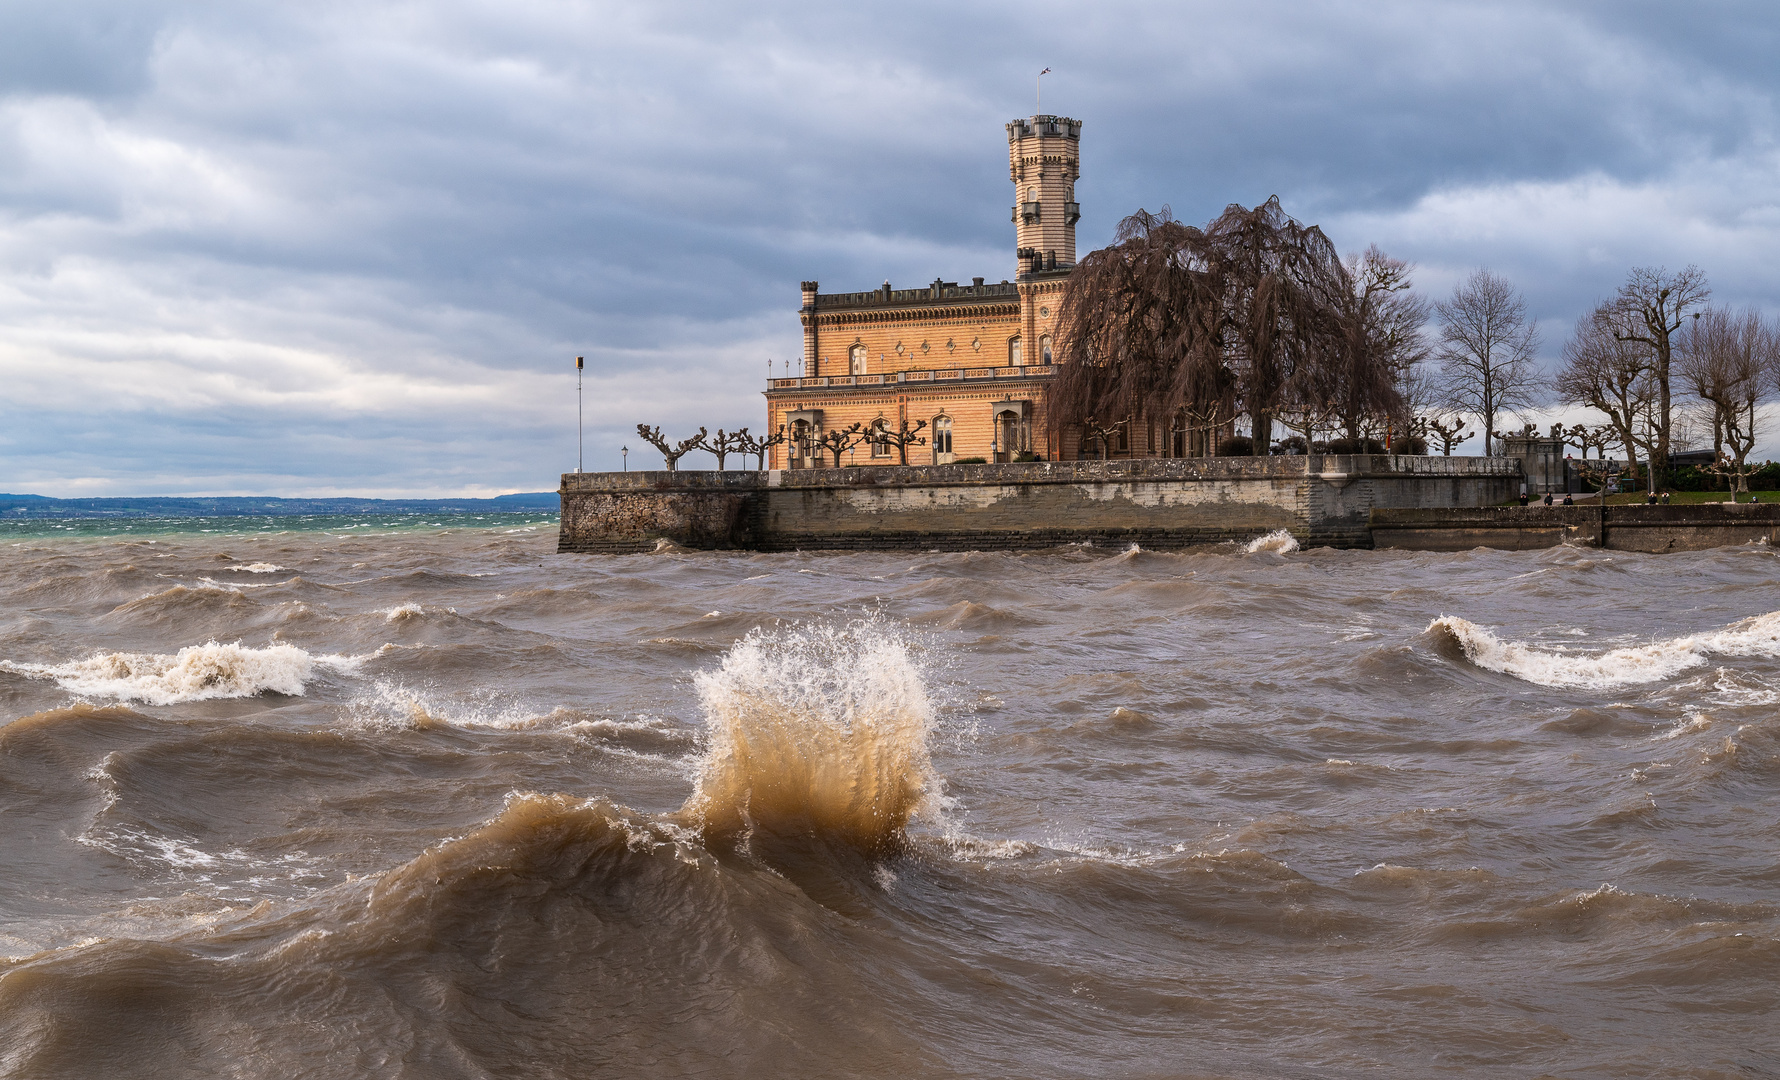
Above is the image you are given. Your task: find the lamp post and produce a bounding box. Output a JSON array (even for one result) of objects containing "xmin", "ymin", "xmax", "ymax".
[
  {"xmin": 575, "ymin": 356, "xmax": 584, "ymax": 473},
  {"xmin": 621, "ymin": 445, "xmax": 628, "ymax": 472}
]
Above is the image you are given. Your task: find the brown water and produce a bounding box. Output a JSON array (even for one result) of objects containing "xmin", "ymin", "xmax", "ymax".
[{"xmin": 1, "ymin": 520, "xmax": 1777, "ymax": 1078}]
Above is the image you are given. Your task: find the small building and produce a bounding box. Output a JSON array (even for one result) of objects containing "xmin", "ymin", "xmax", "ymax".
[{"xmin": 765, "ymin": 115, "xmax": 1083, "ymax": 467}]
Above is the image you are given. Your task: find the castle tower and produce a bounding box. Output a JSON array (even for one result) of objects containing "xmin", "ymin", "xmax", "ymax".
[{"xmin": 1007, "ymin": 115, "xmax": 1081, "ymax": 276}]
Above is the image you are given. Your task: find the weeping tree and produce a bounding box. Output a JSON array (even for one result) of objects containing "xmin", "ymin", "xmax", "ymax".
[
  {"xmin": 1046, "ymin": 207, "xmax": 1229, "ymax": 454},
  {"xmin": 1204, "ymin": 197, "xmax": 1348, "ymax": 452},
  {"xmin": 1048, "ymin": 199, "xmax": 1404, "ymax": 456}
]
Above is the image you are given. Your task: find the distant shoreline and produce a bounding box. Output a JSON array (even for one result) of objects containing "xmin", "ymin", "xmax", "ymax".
[{"xmin": 0, "ymin": 492, "xmax": 557, "ymax": 520}]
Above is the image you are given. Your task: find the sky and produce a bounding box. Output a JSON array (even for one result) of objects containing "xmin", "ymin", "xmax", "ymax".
[{"xmin": 1, "ymin": 0, "xmax": 1777, "ymax": 496}]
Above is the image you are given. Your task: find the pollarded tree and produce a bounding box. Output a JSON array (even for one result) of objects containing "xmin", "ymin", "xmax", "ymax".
[
  {"xmin": 816, "ymin": 423, "xmax": 866, "ymax": 467},
  {"xmin": 867, "ymin": 417, "xmax": 929, "ymax": 466},
  {"xmin": 636, "ymin": 425, "xmax": 708, "ymax": 471},
  {"xmin": 1598, "ymin": 265, "xmax": 1710, "ymax": 491},
  {"xmin": 1433, "ymin": 270, "xmax": 1542, "ymax": 455},
  {"xmin": 699, "ymin": 428, "xmax": 750, "ymax": 470},
  {"xmin": 737, "ymin": 427, "xmax": 786, "ymax": 470}
]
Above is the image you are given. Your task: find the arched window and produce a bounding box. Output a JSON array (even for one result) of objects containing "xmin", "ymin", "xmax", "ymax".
[
  {"xmin": 1040, "ymin": 335, "xmax": 1052, "ymax": 364},
  {"xmin": 932, "ymin": 415, "xmax": 954, "ymax": 464},
  {"xmin": 849, "ymin": 344, "xmax": 866, "ymax": 376},
  {"xmin": 1008, "ymin": 336, "xmax": 1023, "ymax": 366}
]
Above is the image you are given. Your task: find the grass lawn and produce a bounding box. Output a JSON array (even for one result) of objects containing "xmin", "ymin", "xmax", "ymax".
[{"xmin": 1600, "ymin": 490, "xmax": 1774, "ymax": 506}]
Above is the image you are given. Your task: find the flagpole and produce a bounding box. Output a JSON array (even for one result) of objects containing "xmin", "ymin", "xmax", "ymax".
[{"xmin": 575, "ymin": 355, "xmax": 584, "ymax": 473}]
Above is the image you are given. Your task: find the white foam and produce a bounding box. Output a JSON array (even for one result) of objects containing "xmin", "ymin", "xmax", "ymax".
[
  {"xmin": 226, "ymin": 562, "xmax": 287, "ymax": 573},
  {"xmin": 1431, "ymin": 611, "xmax": 1780, "ymax": 689},
  {"xmin": 1245, "ymin": 529, "xmax": 1300, "ymax": 554},
  {"xmin": 2, "ymin": 641, "xmax": 363, "ymax": 704}
]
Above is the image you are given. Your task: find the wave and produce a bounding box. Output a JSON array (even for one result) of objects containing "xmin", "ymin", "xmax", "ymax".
[
  {"xmin": 1244, "ymin": 529, "xmax": 1300, "ymax": 554},
  {"xmin": 224, "ymin": 562, "xmax": 287, "ymax": 574},
  {"xmin": 681, "ymin": 617, "xmax": 942, "ymax": 855},
  {"xmin": 1427, "ymin": 611, "xmax": 1780, "ymax": 689},
  {"xmin": 1, "ymin": 642, "xmax": 364, "ymax": 705}
]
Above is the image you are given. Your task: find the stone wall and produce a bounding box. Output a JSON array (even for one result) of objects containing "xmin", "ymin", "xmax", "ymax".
[
  {"xmin": 1370, "ymin": 503, "xmax": 1780, "ymax": 553},
  {"xmin": 558, "ymin": 456, "xmax": 1522, "ymax": 554}
]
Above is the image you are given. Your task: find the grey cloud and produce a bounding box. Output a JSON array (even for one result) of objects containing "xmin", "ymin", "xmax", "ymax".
[{"xmin": 2, "ymin": 0, "xmax": 1778, "ymax": 493}]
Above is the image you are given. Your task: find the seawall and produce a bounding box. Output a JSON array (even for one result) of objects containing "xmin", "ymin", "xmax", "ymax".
[
  {"xmin": 558, "ymin": 456, "xmax": 1521, "ymax": 553},
  {"xmin": 1370, "ymin": 504, "xmax": 1780, "ymax": 553}
]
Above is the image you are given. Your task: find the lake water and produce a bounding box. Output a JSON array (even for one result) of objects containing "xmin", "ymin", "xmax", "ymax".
[{"xmin": 1, "ymin": 519, "xmax": 1775, "ymax": 1077}]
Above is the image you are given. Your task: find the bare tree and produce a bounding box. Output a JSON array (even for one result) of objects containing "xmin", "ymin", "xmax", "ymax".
[
  {"xmin": 1416, "ymin": 415, "xmax": 1473, "ymax": 456},
  {"xmin": 1561, "ymin": 423, "xmax": 1616, "ymax": 460},
  {"xmin": 635, "ymin": 425, "xmax": 708, "ymax": 471},
  {"xmin": 1678, "ymin": 307, "xmax": 1773, "ymax": 495},
  {"xmin": 1317, "ymin": 245, "xmax": 1426, "ymax": 440},
  {"xmin": 1275, "ymin": 399, "xmax": 1340, "ymax": 455},
  {"xmin": 699, "ymin": 428, "xmax": 750, "ymax": 470},
  {"xmin": 737, "ymin": 427, "xmax": 786, "ymax": 470},
  {"xmin": 867, "ymin": 417, "xmax": 929, "ymax": 466},
  {"xmin": 1433, "ymin": 270, "xmax": 1542, "ymax": 455},
  {"xmin": 1554, "ymin": 305, "xmax": 1658, "ymax": 485},
  {"xmin": 815, "ymin": 422, "xmax": 866, "ymax": 467},
  {"xmin": 1080, "ymin": 417, "xmax": 1129, "ymax": 460},
  {"xmin": 1598, "ymin": 265, "xmax": 1711, "ymax": 491}
]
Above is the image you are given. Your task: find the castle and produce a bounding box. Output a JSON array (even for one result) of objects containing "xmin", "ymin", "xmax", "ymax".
[{"xmin": 765, "ymin": 115, "xmax": 1086, "ymax": 468}]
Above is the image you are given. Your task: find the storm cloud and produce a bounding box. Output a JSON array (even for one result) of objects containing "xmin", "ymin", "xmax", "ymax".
[{"xmin": 2, "ymin": 0, "xmax": 1776, "ymax": 494}]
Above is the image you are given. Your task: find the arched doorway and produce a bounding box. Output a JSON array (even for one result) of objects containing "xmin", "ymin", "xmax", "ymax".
[{"xmin": 931, "ymin": 415, "xmax": 954, "ymax": 464}]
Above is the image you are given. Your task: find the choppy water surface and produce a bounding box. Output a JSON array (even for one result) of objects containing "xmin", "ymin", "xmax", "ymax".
[{"xmin": 1, "ymin": 522, "xmax": 1776, "ymax": 1078}]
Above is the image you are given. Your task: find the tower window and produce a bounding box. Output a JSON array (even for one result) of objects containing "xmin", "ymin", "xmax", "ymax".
[
  {"xmin": 849, "ymin": 344, "xmax": 866, "ymax": 376},
  {"xmin": 1040, "ymin": 335, "xmax": 1053, "ymax": 364},
  {"xmin": 1008, "ymin": 336, "xmax": 1022, "ymax": 366}
]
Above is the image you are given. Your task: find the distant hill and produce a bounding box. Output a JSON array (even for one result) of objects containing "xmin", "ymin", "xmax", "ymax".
[{"xmin": 0, "ymin": 492, "xmax": 559, "ymax": 519}]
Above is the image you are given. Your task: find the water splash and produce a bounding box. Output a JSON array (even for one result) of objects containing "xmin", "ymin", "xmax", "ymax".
[
  {"xmin": 1244, "ymin": 529, "xmax": 1300, "ymax": 554},
  {"xmin": 681, "ymin": 617, "xmax": 941, "ymax": 854}
]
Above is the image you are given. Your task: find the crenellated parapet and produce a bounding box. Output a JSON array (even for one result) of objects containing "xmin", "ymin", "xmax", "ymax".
[{"xmin": 1007, "ymin": 115, "xmax": 1081, "ymax": 276}]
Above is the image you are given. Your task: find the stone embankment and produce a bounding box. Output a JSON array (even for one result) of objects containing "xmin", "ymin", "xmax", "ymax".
[
  {"xmin": 1370, "ymin": 503, "xmax": 1780, "ymax": 553},
  {"xmin": 558, "ymin": 456, "xmax": 1521, "ymax": 553}
]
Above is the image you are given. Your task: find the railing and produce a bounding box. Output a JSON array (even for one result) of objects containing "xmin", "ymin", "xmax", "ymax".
[
  {"xmin": 815, "ymin": 281, "xmax": 1020, "ymax": 308},
  {"xmin": 768, "ymin": 365, "xmax": 1054, "ymax": 390}
]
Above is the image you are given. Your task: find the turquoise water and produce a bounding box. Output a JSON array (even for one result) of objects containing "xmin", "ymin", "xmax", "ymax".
[{"xmin": 0, "ymin": 512, "xmax": 559, "ymax": 541}]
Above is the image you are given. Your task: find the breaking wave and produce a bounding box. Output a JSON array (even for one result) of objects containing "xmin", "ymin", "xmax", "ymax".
[
  {"xmin": 1428, "ymin": 611, "xmax": 1780, "ymax": 689},
  {"xmin": 1, "ymin": 642, "xmax": 363, "ymax": 705},
  {"xmin": 1244, "ymin": 529, "xmax": 1300, "ymax": 554},
  {"xmin": 681, "ymin": 617, "xmax": 942, "ymax": 854}
]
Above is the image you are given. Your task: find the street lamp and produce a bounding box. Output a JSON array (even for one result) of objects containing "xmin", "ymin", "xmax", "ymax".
[{"xmin": 621, "ymin": 445, "xmax": 629, "ymax": 472}]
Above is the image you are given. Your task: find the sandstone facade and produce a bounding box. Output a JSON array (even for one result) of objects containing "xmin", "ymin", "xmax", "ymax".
[{"xmin": 766, "ymin": 115, "xmax": 1083, "ymax": 468}]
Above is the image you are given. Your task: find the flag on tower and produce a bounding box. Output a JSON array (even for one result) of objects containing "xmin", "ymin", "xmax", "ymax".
[{"xmin": 576, "ymin": 356, "xmax": 583, "ymax": 369}]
